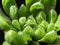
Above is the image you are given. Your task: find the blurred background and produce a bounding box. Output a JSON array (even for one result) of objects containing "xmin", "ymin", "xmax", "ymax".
[{"xmin": 0, "ymin": 0, "xmax": 60, "ymax": 45}]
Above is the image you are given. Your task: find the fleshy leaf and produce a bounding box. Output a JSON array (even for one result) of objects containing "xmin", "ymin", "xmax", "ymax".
[
  {"xmin": 30, "ymin": 2, "xmax": 44, "ymax": 14},
  {"xmin": 38, "ymin": 30, "xmax": 57, "ymax": 43}
]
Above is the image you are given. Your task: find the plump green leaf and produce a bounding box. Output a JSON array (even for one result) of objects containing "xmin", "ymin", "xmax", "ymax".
[
  {"xmin": 55, "ymin": 14, "xmax": 60, "ymax": 31},
  {"xmin": 24, "ymin": 15, "xmax": 37, "ymax": 28},
  {"xmin": 10, "ymin": 5, "xmax": 18, "ymax": 19},
  {"xmin": 2, "ymin": 41, "xmax": 10, "ymax": 45},
  {"xmin": 0, "ymin": 8, "xmax": 11, "ymax": 23},
  {"xmin": 38, "ymin": 30, "xmax": 57, "ymax": 43},
  {"xmin": 30, "ymin": 2, "xmax": 44, "ymax": 14},
  {"xmin": 34, "ymin": 26, "xmax": 46, "ymax": 40},
  {"xmin": 12, "ymin": 20, "xmax": 21, "ymax": 31},
  {"xmin": 5, "ymin": 30, "xmax": 26, "ymax": 45},
  {"xmin": 19, "ymin": 17, "xmax": 26, "ymax": 27},
  {"xmin": 25, "ymin": 0, "xmax": 40, "ymax": 9},
  {"xmin": 18, "ymin": 4, "xmax": 29, "ymax": 17},
  {"xmin": 47, "ymin": 23, "xmax": 55, "ymax": 32},
  {"xmin": 18, "ymin": 31, "xmax": 32, "ymax": 43},
  {"xmin": 40, "ymin": 20, "xmax": 48, "ymax": 29},
  {"xmin": 0, "ymin": 15, "xmax": 10, "ymax": 30},
  {"xmin": 23, "ymin": 26, "xmax": 34, "ymax": 37},
  {"xmin": 47, "ymin": 9, "xmax": 57, "ymax": 23},
  {"xmin": 2, "ymin": 0, "xmax": 16, "ymax": 16},
  {"xmin": 47, "ymin": 35, "xmax": 60, "ymax": 45},
  {"xmin": 36, "ymin": 11, "xmax": 46, "ymax": 24}
]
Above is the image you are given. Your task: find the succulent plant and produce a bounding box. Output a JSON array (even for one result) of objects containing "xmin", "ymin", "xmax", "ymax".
[{"xmin": 0, "ymin": 0, "xmax": 60, "ymax": 45}]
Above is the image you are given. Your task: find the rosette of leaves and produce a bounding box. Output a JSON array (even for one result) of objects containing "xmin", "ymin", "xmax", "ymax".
[{"xmin": 0, "ymin": 0, "xmax": 60, "ymax": 45}]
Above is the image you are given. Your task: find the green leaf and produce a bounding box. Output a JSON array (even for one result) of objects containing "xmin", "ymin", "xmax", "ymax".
[
  {"xmin": 25, "ymin": 0, "xmax": 40, "ymax": 9},
  {"xmin": 47, "ymin": 9, "xmax": 57, "ymax": 23},
  {"xmin": 0, "ymin": 15, "xmax": 10, "ymax": 30},
  {"xmin": 40, "ymin": 20, "xmax": 48, "ymax": 29},
  {"xmin": 12, "ymin": 20, "xmax": 21, "ymax": 31},
  {"xmin": 0, "ymin": 8, "xmax": 11, "ymax": 23},
  {"xmin": 2, "ymin": 41, "xmax": 10, "ymax": 45},
  {"xmin": 24, "ymin": 15, "xmax": 37, "ymax": 28},
  {"xmin": 47, "ymin": 23, "xmax": 55, "ymax": 32},
  {"xmin": 18, "ymin": 4, "xmax": 29, "ymax": 17},
  {"xmin": 34, "ymin": 26, "xmax": 46, "ymax": 40},
  {"xmin": 36, "ymin": 11, "xmax": 46, "ymax": 24},
  {"xmin": 10, "ymin": 5, "xmax": 18, "ymax": 19},
  {"xmin": 30, "ymin": 2, "xmax": 44, "ymax": 14},
  {"xmin": 19, "ymin": 17, "xmax": 26, "ymax": 27},
  {"xmin": 18, "ymin": 31, "xmax": 32, "ymax": 43},
  {"xmin": 48, "ymin": 35, "xmax": 60, "ymax": 45},
  {"xmin": 5, "ymin": 30, "xmax": 26, "ymax": 45},
  {"xmin": 2, "ymin": 0, "xmax": 16, "ymax": 16},
  {"xmin": 38, "ymin": 30, "xmax": 57, "ymax": 43},
  {"xmin": 23, "ymin": 26, "xmax": 34, "ymax": 37},
  {"xmin": 55, "ymin": 14, "xmax": 60, "ymax": 30}
]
